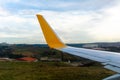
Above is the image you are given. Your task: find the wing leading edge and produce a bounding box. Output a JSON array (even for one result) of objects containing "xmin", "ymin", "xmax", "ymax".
[{"xmin": 36, "ymin": 14, "xmax": 120, "ymax": 80}]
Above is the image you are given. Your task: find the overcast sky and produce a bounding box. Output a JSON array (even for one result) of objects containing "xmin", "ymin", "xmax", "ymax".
[{"xmin": 0, "ymin": 0, "xmax": 120, "ymax": 44}]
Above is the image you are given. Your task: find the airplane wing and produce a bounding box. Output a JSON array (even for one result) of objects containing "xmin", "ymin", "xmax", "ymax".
[{"xmin": 36, "ymin": 14, "xmax": 120, "ymax": 80}]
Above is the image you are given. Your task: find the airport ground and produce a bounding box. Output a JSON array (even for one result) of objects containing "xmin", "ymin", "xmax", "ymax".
[{"xmin": 0, "ymin": 62, "xmax": 114, "ymax": 80}]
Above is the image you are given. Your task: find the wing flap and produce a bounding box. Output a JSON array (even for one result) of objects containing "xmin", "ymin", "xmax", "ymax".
[{"xmin": 104, "ymin": 65, "xmax": 120, "ymax": 73}]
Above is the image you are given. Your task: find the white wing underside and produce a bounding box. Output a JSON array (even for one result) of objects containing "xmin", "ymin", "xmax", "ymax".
[{"xmin": 58, "ymin": 46, "xmax": 120, "ymax": 80}]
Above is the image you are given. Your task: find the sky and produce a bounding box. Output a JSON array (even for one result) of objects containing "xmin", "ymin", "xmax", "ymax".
[{"xmin": 0, "ymin": 0, "xmax": 120, "ymax": 44}]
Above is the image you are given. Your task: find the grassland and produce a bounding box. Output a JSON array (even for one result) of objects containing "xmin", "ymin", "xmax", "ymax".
[{"xmin": 0, "ymin": 62, "xmax": 114, "ymax": 80}]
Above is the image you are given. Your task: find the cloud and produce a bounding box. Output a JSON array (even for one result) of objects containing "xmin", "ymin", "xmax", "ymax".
[
  {"xmin": 89, "ymin": 1, "xmax": 120, "ymax": 42},
  {"xmin": 0, "ymin": 9, "xmax": 99, "ymax": 43},
  {"xmin": 37, "ymin": 1, "xmax": 120, "ymax": 43},
  {"xmin": 0, "ymin": 0, "xmax": 120, "ymax": 44},
  {"xmin": 37, "ymin": 11, "xmax": 102, "ymax": 43},
  {"xmin": 0, "ymin": 8, "xmax": 43, "ymax": 43},
  {"xmin": 1, "ymin": 0, "xmax": 116, "ymax": 14},
  {"xmin": 0, "ymin": 7, "xmax": 9, "ymax": 16}
]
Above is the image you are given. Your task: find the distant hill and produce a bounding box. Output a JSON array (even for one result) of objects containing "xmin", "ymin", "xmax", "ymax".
[{"xmin": 8, "ymin": 42, "xmax": 120, "ymax": 48}]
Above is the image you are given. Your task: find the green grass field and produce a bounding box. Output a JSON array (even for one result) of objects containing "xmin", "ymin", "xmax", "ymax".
[{"xmin": 0, "ymin": 62, "xmax": 114, "ymax": 80}]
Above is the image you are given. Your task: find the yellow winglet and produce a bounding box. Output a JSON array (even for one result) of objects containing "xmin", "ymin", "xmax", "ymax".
[{"xmin": 36, "ymin": 14, "xmax": 66, "ymax": 49}]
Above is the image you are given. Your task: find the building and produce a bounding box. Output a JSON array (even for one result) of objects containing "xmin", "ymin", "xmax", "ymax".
[
  {"xmin": 16, "ymin": 57, "xmax": 38, "ymax": 62},
  {"xmin": 83, "ymin": 44, "xmax": 98, "ymax": 48},
  {"xmin": 0, "ymin": 58, "xmax": 13, "ymax": 61},
  {"xmin": 40, "ymin": 57, "xmax": 61, "ymax": 62}
]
